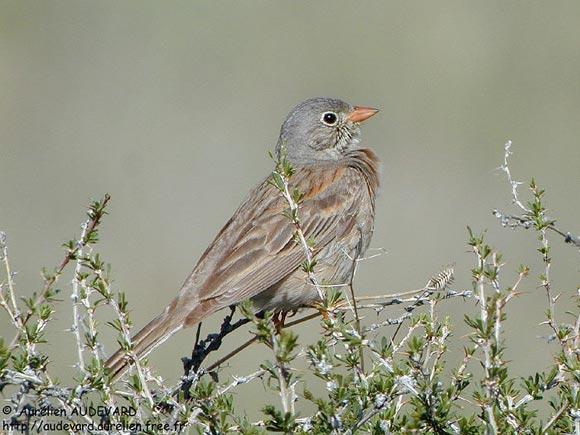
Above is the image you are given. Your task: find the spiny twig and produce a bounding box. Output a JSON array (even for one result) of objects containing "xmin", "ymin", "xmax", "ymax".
[
  {"xmin": 180, "ymin": 307, "xmax": 250, "ymax": 395},
  {"xmin": 494, "ymin": 141, "xmax": 580, "ymax": 250},
  {"xmin": 269, "ymin": 148, "xmax": 324, "ymax": 300},
  {"xmin": 355, "ymin": 267, "xmax": 455, "ymax": 305},
  {"xmin": 387, "ymin": 267, "xmax": 455, "ymax": 343},
  {"xmin": 494, "ymin": 209, "xmax": 580, "ymax": 249},
  {"xmin": 10, "ymin": 194, "xmax": 111, "ymax": 349},
  {"xmin": 0, "ymin": 232, "xmax": 25, "ymax": 338}
]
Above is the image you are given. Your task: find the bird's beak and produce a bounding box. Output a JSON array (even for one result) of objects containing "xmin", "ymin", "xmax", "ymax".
[{"xmin": 347, "ymin": 106, "xmax": 379, "ymax": 123}]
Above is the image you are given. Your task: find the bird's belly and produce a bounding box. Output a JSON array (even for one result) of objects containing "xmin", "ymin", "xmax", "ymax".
[{"xmin": 251, "ymin": 181, "xmax": 376, "ymax": 313}]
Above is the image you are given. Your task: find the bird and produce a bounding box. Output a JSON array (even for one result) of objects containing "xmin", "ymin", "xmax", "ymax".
[{"xmin": 105, "ymin": 97, "xmax": 381, "ymax": 381}]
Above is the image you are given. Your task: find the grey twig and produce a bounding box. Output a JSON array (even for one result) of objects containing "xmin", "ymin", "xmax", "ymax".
[{"xmin": 495, "ymin": 141, "xmax": 580, "ymax": 251}]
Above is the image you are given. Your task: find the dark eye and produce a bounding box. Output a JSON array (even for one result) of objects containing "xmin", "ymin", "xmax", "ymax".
[{"xmin": 321, "ymin": 112, "xmax": 338, "ymax": 125}]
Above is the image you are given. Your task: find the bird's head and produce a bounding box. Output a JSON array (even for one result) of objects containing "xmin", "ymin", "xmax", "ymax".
[{"xmin": 275, "ymin": 97, "xmax": 378, "ymax": 166}]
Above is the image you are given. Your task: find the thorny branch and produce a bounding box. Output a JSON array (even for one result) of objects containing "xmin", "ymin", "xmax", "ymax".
[
  {"xmin": 494, "ymin": 141, "xmax": 580, "ymax": 250},
  {"xmin": 270, "ymin": 149, "xmax": 324, "ymax": 300},
  {"xmin": 180, "ymin": 307, "xmax": 250, "ymax": 395},
  {"xmin": 10, "ymin": 194, "xmax": 111, "ymax": 350}
]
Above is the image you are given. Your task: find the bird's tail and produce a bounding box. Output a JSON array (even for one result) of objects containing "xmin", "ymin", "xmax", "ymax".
[{"xmin": 105, "ymin": 297, "xmax": 213, "ymax": 382}]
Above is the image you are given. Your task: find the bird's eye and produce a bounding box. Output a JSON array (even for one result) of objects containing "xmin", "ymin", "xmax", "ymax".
[{"xmin": 321, "ymin": 112, "xmax": 338, "ymax": 125}]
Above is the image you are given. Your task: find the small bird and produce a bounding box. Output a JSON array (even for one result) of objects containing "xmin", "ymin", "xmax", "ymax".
[{"xmin": 105, "ymin": 97, "xmax": 380, "ymax": 381}]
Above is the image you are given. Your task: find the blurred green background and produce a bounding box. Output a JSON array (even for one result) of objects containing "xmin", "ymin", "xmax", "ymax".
[{"xmin": 1, "ymin": 0, "xmax": 579, "ymax": 415}]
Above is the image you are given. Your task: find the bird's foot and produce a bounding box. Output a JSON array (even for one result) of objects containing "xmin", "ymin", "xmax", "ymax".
[{"xmin": 272, "ymin": 310, "xmax": 298, "ymax": 332}]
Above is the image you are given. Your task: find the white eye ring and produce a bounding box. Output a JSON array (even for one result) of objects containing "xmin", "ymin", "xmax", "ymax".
[{"xmin": 321, "ymin": 111, "xmax": 338, "ymax": 126}]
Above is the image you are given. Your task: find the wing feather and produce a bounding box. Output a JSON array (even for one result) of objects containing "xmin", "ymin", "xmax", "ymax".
[{"xmin": 175, "ymin": 149, "xmax": 380, "ymax": 324}]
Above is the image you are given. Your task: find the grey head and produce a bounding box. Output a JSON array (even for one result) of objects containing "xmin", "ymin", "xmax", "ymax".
[{"xmin": 275, "ymin": 97, "xmax": 379, "ymax": 166}]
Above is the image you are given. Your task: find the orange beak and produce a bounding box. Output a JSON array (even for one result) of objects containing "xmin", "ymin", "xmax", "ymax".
[{"xmin": 347, "ymin": 106, "xmax": 379, "ymax": 123}]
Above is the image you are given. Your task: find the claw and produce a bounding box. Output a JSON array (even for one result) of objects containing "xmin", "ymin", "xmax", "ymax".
[{"xmin": 272, "ymin": 311, "xmax": 287, "ymax": 333}]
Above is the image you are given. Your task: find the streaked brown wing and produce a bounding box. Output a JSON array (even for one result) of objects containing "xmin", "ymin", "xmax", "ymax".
[{"xmin": 185, "ymin": 164, "xmax": 360, "ymax": 310}]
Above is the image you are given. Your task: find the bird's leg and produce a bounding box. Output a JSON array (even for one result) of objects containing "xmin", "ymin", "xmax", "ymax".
[
  {"xmin": 272, "ymin": 310, "xmax": 299, "ymax": 332},
  {"xmin": 272, "ymin": 311, "xmax": 287, "ymax": 333},
  {"xmin": 286, "ymin": 309, "xmax": 298, "ymax": 319}
]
